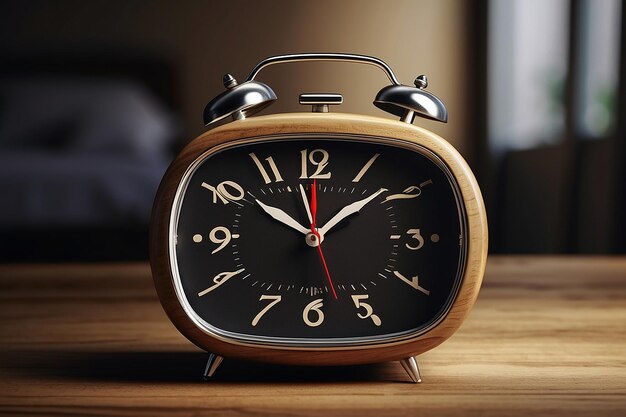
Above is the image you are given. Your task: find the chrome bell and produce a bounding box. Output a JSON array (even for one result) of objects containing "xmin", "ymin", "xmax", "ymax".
[
  {"xmin": 203, "ymin": 74, "xmax": 277, "ymax": 126},
  {"xmin": 374, "ymin": 75, "xmax": 448, "ymax": 124}
]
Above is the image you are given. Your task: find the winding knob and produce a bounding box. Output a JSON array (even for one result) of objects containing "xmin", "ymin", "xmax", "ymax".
[{"xmin": 299, "ymin": 93, "xmax": 343, "ymax": 113}]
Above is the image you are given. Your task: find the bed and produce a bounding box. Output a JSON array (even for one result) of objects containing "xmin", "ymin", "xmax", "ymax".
[{"xmin": 0, "ymin": 53, "xmax": 180, "ymax": 261}]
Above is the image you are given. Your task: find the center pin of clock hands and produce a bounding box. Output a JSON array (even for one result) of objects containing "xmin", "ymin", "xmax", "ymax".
[
  {"xmin": 300, "ymin": 184, "xmax": 388, "ymax": 245},
  {"xmin": 298, "ymin": 182, "xmax": 389, "ymax": 300},
  {"xmin": 308, "ymin": 180, "xmax": 338, "ymax": 300}
]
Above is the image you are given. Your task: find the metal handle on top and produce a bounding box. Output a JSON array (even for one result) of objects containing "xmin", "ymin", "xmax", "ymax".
[{"xmin": 246, "ymin": 53, "xmax": 401, "ymax": 85}]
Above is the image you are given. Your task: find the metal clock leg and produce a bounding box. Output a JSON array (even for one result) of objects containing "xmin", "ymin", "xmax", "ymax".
[
  {"xmin": 202, "ymin": 353, "xmax": 224, "ymax": 380},
  {"xmin": 400, "ymin": 356, "xmax": 421, "ymax": 383}
]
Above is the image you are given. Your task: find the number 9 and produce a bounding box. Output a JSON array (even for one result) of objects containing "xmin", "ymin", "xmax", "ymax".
[{"xmin": 209, "ymin": 226, "xmax": 232, "ymax": 254}]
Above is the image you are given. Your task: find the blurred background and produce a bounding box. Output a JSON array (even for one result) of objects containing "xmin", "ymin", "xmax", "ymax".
[{"xmin": 0, "ymin": 0, "xmax": 623, "ymax": 262}]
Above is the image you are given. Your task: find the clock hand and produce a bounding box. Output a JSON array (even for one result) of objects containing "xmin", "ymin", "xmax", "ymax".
[
  {"xmin": 299, "ymin": 183, "xmax": 313, "ymax": 225},
  {"xmin": 315, "ymin": 242, "xmax": 337, "ymax": 300},
  {"xmin": 309, "ymin": 180, "xmax": 338, "ymax": 300},
  {"xmin": 317, "ymin": 187, "xmax": 388, "ymax": 238},
  {"xmin": 310, "ymin": 180, "xmax": 318, "ymax": 231},
  {"xmin": 255, "ymin": 199, "xmax": 310, "ymax": 235}
]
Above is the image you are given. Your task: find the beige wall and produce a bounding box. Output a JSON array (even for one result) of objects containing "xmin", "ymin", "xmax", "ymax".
[{"xmin": 2, "ymin": 0, "xmax": 470, "ymax": 155}]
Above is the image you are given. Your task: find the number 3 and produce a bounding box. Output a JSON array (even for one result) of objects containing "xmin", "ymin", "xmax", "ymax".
[{"xmin": 406, "ymin": 228, "xmax": 425, "ymax": 251}]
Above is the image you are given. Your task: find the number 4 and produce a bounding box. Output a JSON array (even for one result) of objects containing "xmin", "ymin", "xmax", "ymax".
[{"xmin": 393, "ymin": 271, "xmax": 430, "ymax": 295}]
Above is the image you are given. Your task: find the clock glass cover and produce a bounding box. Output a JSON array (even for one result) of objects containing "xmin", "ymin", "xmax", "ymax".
[{"xmin": 170, "ymin": 135, "xmax": 467, "ymax": 346}]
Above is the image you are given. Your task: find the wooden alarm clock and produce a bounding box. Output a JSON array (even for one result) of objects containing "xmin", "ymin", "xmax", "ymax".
[{"xmin": 150, "ymin": 53, "xmax": 488, "ymax": 383}]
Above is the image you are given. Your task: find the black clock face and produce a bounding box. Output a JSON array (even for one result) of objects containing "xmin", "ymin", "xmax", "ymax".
[{"xmin": 172, "ymin": 136, "xmax": 466, "ymax": 344}]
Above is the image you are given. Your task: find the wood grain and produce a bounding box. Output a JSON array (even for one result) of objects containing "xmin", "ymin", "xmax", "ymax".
[
  {"xmin": 150, "ymin": 113, "xmax": 488, "ymax": 365},
  {"xmin": 1, "ymin": 256, "xmax": 625, "ymax": 416}
]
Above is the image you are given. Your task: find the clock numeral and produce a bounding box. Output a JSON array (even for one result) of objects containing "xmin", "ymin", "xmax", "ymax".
[
  {"xmin": 391, "ymin": 228, "xmax": 436, "ymax": 250},
  {"xmin": 351, "ymin": 294, "xmax": 382, "ymax": 326},
  {"xmin": 352, "ymin": 153, "xmax": 380, "ymax": 182},
  {"xmin": 393, "ymin": 271, "xmax": 430, "ymax": 295},
  {"xmin": 249, "ymin": 153, "xmax": 284, "ymax": 184},
  {"xmin": 198, "ymin": 268, "xmax": 245, "ymax": 297},
  {"xmin": 406, "ymin": 228, "xmax": 425, "ymax": 251},
  {"xmin": 299, "ymin": 149, "xmax": 331, "ymax": 179},
  {"xmin": 251, "ymin": 295, "xmax": 281, "ymax": 326},
  {"xmin": 201, "ymin": 180, "xmax": 245, "ymax": 205},
  {"xmin": 208, "ymin": 226, "xmax": 239, "ymax": 254},
  {"xmin": 382, "ymin": 179, "xmax": 432, "ymax": 203},
  {"xmin": 303, "ymin": 298, "xmax": 325, "ymax": 327}
]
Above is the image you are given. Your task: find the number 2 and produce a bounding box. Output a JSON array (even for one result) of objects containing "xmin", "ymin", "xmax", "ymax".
[{"xmin": 382, "ymin": 179, "xmax": 432, "ymax": 203}]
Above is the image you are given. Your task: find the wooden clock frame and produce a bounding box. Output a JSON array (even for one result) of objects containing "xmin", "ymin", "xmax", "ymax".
[{"xmin": 150, "ymin": 112, "xmax": 488, "ymax": 372}]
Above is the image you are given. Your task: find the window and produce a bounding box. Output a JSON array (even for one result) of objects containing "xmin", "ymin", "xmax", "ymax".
[
  {"xmin": 488, "ymin": 0, "xmax": 570, "ymax": 153},
  {"xmin": 576, "ymin": 0, "xmax": 621, "ymax": 139}
]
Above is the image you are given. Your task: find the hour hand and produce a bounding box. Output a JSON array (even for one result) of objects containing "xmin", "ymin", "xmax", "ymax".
[
  {"xmin": 299, "ymin": 183, "xmax": 313, "ymax": 225},
  {"xmin": 255, "ymin": 199, "xmax": 310, "ymax": 235}
]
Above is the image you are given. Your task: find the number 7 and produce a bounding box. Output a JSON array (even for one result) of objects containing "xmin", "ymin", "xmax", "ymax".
[{"xmin": 251, "ymin": 295, "xmax": 282, "ymax": 326}]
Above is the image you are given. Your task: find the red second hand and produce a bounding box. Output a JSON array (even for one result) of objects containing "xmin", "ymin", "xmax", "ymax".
[
  {"xmin": 310, "ymin": 179, "xmax": 317, "ymax": 232},
  {"xmin": 310, "ymin": 180, "xmax": 338, "ymax": 300}
]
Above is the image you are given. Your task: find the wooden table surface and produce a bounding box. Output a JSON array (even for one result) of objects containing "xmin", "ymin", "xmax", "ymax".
[{"xmin": 1, "ymin": 256, "xmax": 625, "ymax": 416}]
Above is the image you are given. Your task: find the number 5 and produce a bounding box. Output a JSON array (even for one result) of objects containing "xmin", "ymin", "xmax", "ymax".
[{"xmin": 351, "ymin": 295, "xmax": 381, "ymax": 326}]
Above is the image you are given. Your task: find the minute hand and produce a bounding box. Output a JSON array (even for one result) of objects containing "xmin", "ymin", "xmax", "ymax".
[{"xmin": 318, "ymin": 188, "xmax": 388, "ymax": 238}]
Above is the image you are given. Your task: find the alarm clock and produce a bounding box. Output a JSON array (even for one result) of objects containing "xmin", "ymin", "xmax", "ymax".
[{"xmin": 150, "ymin": 53, "xmax": 488, "ymax": 383}]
